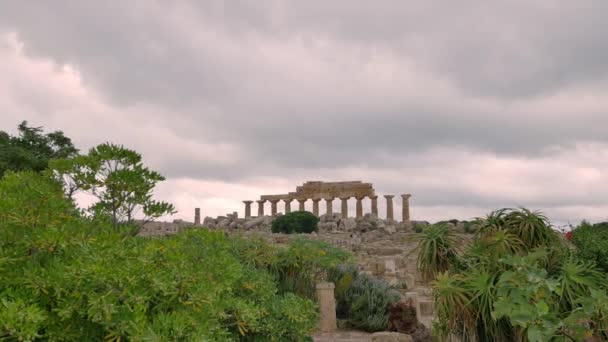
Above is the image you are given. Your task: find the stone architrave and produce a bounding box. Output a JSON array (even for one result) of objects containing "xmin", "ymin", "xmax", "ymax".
[
  {"xmin": 325, "ymin": 197, "xmax": 334, "ymax": 215},
  {"xmin": 270, "ymin": 200, "xmax": 279, "ymax": 216},
  {"xmin": 283, "ymin": 198, "xmax": 293, "ymax": 214},
  {"xmin": 256, "ymin": 200, "xmax": 266, "ymax": 217},
  {"xmin": 243, "ymin": 201, "xmax": 253, "ymax": 218},
  {"xmin": 355, "ymin": 196, "xmax": 364, "ymax": 218},
  {"xmin": 312, "ymin": 198, "xmax": 321, "ymax": 216},
  {"xmin": 194, "ymin": 208, "xmax": 201, "ymax": 225},
  {"xmin": 340, "ymin": 197, "xmax": 349, "ymax": 219},
  {"xmin": 369, "ymin": 195, "xmax": 378, "ymax": 217},
  {"xmin": 315, "ymin": 282, "xmax": 337, "ymax": 333},
  {"xmin": 298, "ymin": 198, "xmax": 306, "ymax": 211},
  {"xmin": 384, "ymin": 195, "xmax": 395, "ymax": 221},
  {"xmin": 401, "ymin": 194, "xmax": 411, "ymax": 224}
]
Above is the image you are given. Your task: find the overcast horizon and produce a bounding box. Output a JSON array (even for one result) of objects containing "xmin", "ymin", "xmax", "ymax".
[{"xmin": 1, "ymin": 1, "xmax": 607, "ymax": 226}]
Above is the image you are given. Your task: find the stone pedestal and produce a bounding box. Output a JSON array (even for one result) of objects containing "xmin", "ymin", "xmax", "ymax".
[
  {"xmin": 312, "ymin": 198, "xmax": 321, "ymax": 216},
  {"xmin": 257, "ymin": 200, "xmax": 266, "ymax": 217},
  {"xmin": 298, "ymin": 198, "xmax": 306, "ymax": 211},
  {"xmin": 384, "ymin": 195, "xmax": 394, "ymax": 221},
  {"xmin": 355, "ymin": 197, "xmax": 364, "ymax": 218},
  {"xmin": 316, "ymin": 282, "xmax": 337, "ymax": 333},
  {"xmin": 283, "ymin": 199, "xmax": 292, "ymax": 214},
  {"xmin": 401, "ymin": 194, "xmax": 411, "ymax": 224},
  {"xmin": 270, "ymin": 200, "xmax": 279, "ymax": 216},
  {"xmin": 243, "ymin": 201, "xmax": 253, "ymax": 218},
  {"xmin": 370, "ymin": 195, "xmax": 378, "ymax": 217},
  {"xmin": 325, "ymin": 197, "xmax": 334, "ymax": 215},
  {"xmin": 194, "ymin": 208, "xmax": 201, "ymax": 225},
  {"xmin": 340, "ymin": 197, "xmax": 349, "ymax": 219}
]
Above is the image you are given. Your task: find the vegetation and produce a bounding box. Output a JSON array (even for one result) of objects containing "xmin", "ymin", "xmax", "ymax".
[
  {"xmin": 49, "ymin": 143, "xmax": 176, "ymax": 226},
  {"xmin": 329, "ymin": 264, "xmax": 400, "ymax": 332},
  {"xmin": 571, "ymin": 220, "xmax": 608, "ymax": 273},
  {"xmin": 271, "ymin": 211, "xmax": 319, "ymax": 234},
  {"xmin": 0, "ymin": 121, "xmax": 78, "ymax": 178},
  {"xmin": 0, "ymin": 172, "xmax": 361, "ymax": 340},
  {"xmin": 411, "ymin": 224, "xmax": 462, "ymax": 281},
  {"xmin": 414, "ymin": 208, "xmax": 608, "ymax": 341}
]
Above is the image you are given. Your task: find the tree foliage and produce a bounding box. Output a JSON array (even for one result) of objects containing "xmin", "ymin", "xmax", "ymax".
[
  {"xmin": 50, "ymin": 143, "xmax": 175, "ymax": 226},
  {"xmin": 0, "ymin": 121, "xmax": 78, "ymax": 178},
  {"xmin": 0, "ymin": 172, "xmax": 324, "ymax": 341}
]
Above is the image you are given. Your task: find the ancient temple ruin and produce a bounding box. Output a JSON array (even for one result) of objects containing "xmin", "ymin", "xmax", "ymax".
[{"xmin": 242, "ymin": 181, "xmax": 411, "ymax": 224}]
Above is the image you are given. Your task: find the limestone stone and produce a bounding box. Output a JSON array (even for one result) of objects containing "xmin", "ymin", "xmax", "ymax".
[
  {"xmin": 194, "ymin": 208, "xmax": 201, "ymax": 225},
  {"xmin": 371, "ymin": 332, "xmax": 413, "ymax": 342},
  {"xmin": 217, "ymin": 219, "xmax": 231, "ymax": 228},
  {"xmin": 385, "ymin": 195, "xmax": 395, "ymax": 221},
  {"xmin": 257, "ymin": 200, "xmax": 266, "ymax": 216},
  {"xmin": 370, "ymin": 195, "xmax": 379, "ymax": 216},
  {"xmin": 316, "ymin": 282, "xmax": 337, "ymax": 333},
  {"xmin": 243, "ymin": 201, "xmax": 253, "ymax": 218},
  {"xmin": 340, "ymin": 217, "xmax": 357, "ymax": 231}
]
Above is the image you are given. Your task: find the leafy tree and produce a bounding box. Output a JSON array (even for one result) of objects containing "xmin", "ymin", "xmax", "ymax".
[
  {"xmin": 51, "ymin": 143, "xmax": 175, "ymax": 226},
  {"xmin": 0, "ymin": 121, "xmax": 78, "ymax": 178},
  {"xmin": 0, "ymin": 172, "xmax": 323, "ymax": 340}
]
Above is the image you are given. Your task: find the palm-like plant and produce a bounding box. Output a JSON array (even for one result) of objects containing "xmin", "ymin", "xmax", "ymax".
[
  {"xmin": 558, "ymin": 256, "xmax": 605, "ymax": 312},
  {"xmin": 411, "ymin": 224, "xmax": 462, "ymax": 282},
  {"xmin": 504, "ymin": 208, "xmax": 556, "ymax": 249},
  {"xmin": 432, "ymin": 272, "xmax": 475, "ymax": 340}
]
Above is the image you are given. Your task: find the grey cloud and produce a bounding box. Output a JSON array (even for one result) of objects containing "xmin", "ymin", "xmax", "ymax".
[{"xmin": 1, "ymin": 1, "xmax": 608, "ymax": 222}]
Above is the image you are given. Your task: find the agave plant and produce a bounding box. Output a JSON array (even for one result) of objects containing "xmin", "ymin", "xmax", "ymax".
[
  {"xmin": 411, "ymin": 224, "xmax": 462, "ymax": 282},
  {"xmin": 558, "ymin": 256, "xmax": 605, "ymax": 312},
  {"xmin": 432, "ymin": 272, "xmax": 475, "ymax": 340},
  {"xmin": 504, "ymin": 208, "xmax": 557, "ymax": 249}
]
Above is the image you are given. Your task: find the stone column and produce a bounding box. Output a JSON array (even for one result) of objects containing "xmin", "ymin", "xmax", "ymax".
[
  {"xmin": 384, "ymin": 195, "xmax": 394, "ymax": 221},
  {"xmin": 355, "ymin": 197, "xmax": 364, "ymax": 218},
  {"xmin": 325, "ymin": 197, "xmax": 334, "ymax": 215},
  {"xmin": 243, "ymin": 201, "xmax": 253, "ymax": 218},
  {"xmin": 257, "ymin": 200, "xmax": 266, "ymax": 217},
  {"xmin": 194, "ymin": 208, "xmax": 201, "ymax": 225},
  {"xmin": 312, "ymin": 198, "xmax": 321, "ymax": 216},
  {"xmin": 283, "ymin": 198, "xmax": 293, "ymax": 214},
  {"xmin": 401, "ymin": 194, "xmax": 411, "ymax": 224},
  {"xmin": 270, "ymin": 200, "xmax": 279, "ymax": 216},
  {"xmin": 340, "ymin": 197, "xmax": 349, "ymax": 219},
  {"xmin": 298, "ymin": 198, "xmax": 306, "ymax": 211},
  {"xmin": 369, "ymin": 195, "xmax": 378, "ymax": 217},
  {"xmin": 316, "ymin": 282, "xmax": 337, "ymax": 333}
]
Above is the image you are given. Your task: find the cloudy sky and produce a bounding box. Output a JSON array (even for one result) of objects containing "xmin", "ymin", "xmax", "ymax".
[{"xmin": 1, "ymin": 1, "xmax": 607, "ymax": 226}]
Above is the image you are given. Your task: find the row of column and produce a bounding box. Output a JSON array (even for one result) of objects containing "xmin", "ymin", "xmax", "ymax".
[{"xmin": 243, "ymin": 194, "xmax": 411, "ymax": 223}]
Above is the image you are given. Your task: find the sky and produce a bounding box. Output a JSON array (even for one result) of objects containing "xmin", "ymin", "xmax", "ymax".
[{"xmin": 0, "ymin": 1, "xmax": 607, "ymax": 226}]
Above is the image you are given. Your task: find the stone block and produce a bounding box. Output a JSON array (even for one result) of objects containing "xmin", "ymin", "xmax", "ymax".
[
  {"xmin": 316, "ymin": 282, "xmax": 337, "ymax": 333},
  {"xmin": 419, "ymin": 300, "xmax": 434, "ymax": 316},
  {"xmin": 371, "ymin": 332, "xmax": 413, "ymax": 342}
]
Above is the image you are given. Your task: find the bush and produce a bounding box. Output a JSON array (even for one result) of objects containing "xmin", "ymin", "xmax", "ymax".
[
  {"xmin": 275, "ymin": 238, "xmax": 351, "ymax": 299},
  {"xmin": 329, "ymin": 264, "xmax": 400, "ymax": 332},
  {"xmin": 411, "ymin": 224, "xmax": 462, "ymax": 281},
  {"xmin": 271, "ymin": 211, "xmax": 319, "ymax": 234},
  {"xmin": 0, "ymin": 173, "xmax": 321, "ymax": 341},
  {"xmin": 429, "ymin": 208, "xmax": 608, "ymax": 341},
  {"xmin": 571, "ymin": 221, "xmax": 608, "ymax": 273}
]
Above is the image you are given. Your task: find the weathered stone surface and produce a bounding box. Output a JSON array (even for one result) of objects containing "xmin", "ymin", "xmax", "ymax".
[
  {"xmin": 340, "ymin": 218, "xmax": 357, "ymax": 231},
  {"xmin": 371, "ymin": 332, "xmax": 413, "ymax": 342},
  {"xmin": 316, "ymin": 282, "xmax": 337, "ymax": 333}
]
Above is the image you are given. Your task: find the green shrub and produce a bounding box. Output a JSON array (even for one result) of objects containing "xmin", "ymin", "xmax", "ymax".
[
  {"xmin": 271, "ymin": 211, "xmax": 319, "ymax": 234},
  {"xmin": 429, "ymin": 208, "xmax": 608, "ymax": 341},
  {"xmin": 275, "ymin": 238, "xmax": 351, "ymax": 299},
  {"xmin": 411, "ymin": 224, "xmax": 462, "ymax": 281},
  {"xmin": 0, "ymin": 173, "xmax": 321, "ymax": 341},
  {"xmin": 571, "ymin": 221, "xmax": 608, "ymax": 273},
  {"xmin": 329, "ymin": 264, "xmax": 400, "ymax": 332}
]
